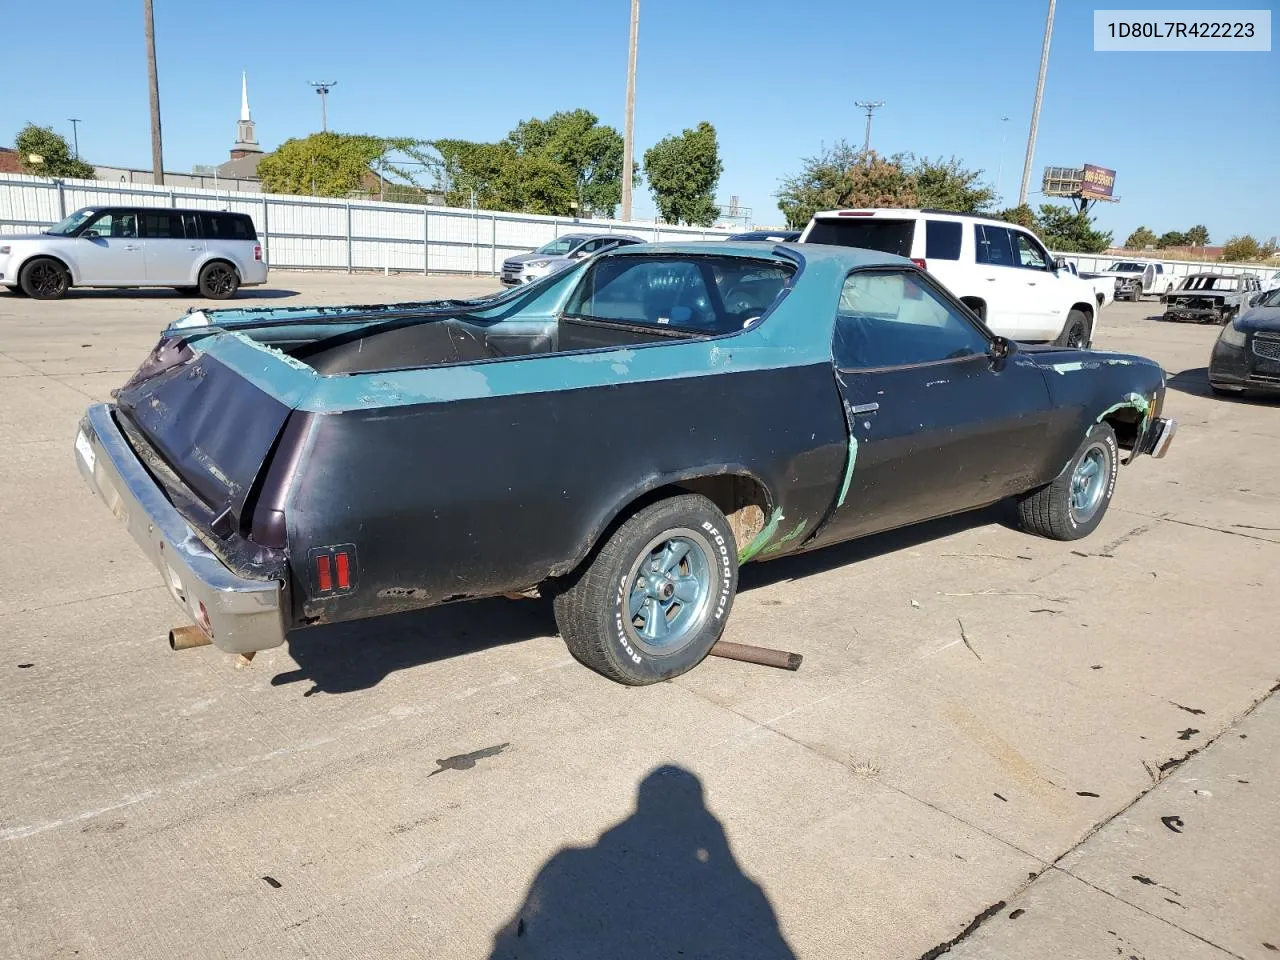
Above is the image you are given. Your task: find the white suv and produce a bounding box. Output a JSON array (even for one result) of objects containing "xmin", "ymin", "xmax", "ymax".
[
  {"xmin": 799, "ymin": 209, "xmax": 1103, "ymax": 346},
  {"xmin": 0, "ymin": 206, "xmax": 268, "ymax": 300}
]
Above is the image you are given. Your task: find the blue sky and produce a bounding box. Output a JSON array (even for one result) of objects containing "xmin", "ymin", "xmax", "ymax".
[{"xmin": 2, "ymin": 0, "xmax": 1275, "ymax": 242}]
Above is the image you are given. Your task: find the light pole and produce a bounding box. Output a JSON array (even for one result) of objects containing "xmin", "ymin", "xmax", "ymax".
[
  {"xmin": 620, "ymin": 0, "xmax": 639, "ymax": 222},
  {"xmin": 1018, "ymin": 0, "xmax": 1056, "ymax": 207},
  {"xmin": 67, "ymin": 118, "xmax": 82, "ymax": 159},
  {"xmin": 143, "ymin": 0, "xmax": 165, "ymax": 184},
  {"xmin": 855, "ymin": 100, "xmax": 885, "ymax": 156},
  {"xmin": 309, "ymin": 81, "xmax": 337, "ymax": 132}
]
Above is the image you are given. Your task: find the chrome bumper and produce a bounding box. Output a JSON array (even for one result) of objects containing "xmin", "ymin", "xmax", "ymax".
[
  {"xmin": 1142, "ymin": 416, "xmax": 1177, "ymax": 459},
  {"xmin": 74, "ymin": 404, "xmax": 288, "ymax": 654}
]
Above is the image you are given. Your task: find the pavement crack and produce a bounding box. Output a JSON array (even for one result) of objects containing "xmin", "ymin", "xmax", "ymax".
[{"xmin": 915, "ymin": 900, "xmax": 1007, "ymax": 960}]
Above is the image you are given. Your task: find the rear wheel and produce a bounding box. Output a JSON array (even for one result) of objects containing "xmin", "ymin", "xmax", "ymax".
[
  {"xmin": 198, "ymin": 262, "xmax": 240, "ymax": 299},
  {"xmin": 1017, "ymin": 423, "xmax": 1118, "ymax": 541},
  {"xmin": 19, "ymin": 258, "xmax": 70, "ymax": 300},
  {"xmin": 1055, "ymin": 309, "xmax": 1091, "ymax": 348},
  {"xmin": 553, "ymin": 494, "xmax": 738, "ymax": 685}
]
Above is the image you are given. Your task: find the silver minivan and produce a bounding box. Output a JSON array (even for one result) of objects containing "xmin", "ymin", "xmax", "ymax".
[{"xmin": 0, "ymin": 206, "xmax": 268, "ymax": 300}]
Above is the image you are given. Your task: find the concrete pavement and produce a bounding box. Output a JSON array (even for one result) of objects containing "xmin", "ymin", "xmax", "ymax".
[{"xmin": 1, "ymin": 273, "xmax": 1277, "ymax": 958}]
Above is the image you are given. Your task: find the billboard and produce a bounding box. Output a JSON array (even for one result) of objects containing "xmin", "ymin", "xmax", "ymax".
[{"xmin": 1080, "ymin": 164, "xmax": 1116, "ymax": 200}]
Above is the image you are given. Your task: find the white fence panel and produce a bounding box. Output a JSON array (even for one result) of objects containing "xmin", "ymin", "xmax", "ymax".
[{"xmin": 0, "ymin": 172, "xmax": 736, "ymax": 275}]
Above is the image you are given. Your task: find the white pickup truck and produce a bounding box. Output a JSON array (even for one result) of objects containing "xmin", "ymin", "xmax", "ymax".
[
  {"xmin": 1084, "ymin": 260, "xmax": 1176, "ymax": 302},
  {"xmin": 800, "ymin": 208, "xmax": 1106, "ymax": 347}
]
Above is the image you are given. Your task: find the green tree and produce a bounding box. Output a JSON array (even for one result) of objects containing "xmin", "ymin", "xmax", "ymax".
[
  {"xmin": 906, "ymin": 155, "xmax": 995, "ymax": 213},
  {"xmin": 1156, "ymin": 230, "xmax": 1189, "ymax": 249},
  {"xmin": 1185, "ymin": 224, "xmax": 1210, "ymax": 247},
  {"xmin": 1221, "ymin": 235, "xmax": 1260, "ymax": 262},
  {"xmin": 774, "ymin": 144, "xmax": 991, "ymax": 228},
  {"xmin": 1124, "ymin": 226, "xmax": 1157, "ymax": 249},
  {"xmin": 997, "ymin": 205, "xmax": 1037, "ymax": 229},
  {"xmin": 1035, "ymin": 204, "xmax": 1113, "ymax": 253},
  {"xmin": 775, "ymin": 143, "xmax": 918, "ymax": 229},
  {"xmin": 258, "ymin": 133, "xmax": 431, "ymax": 197},
  {"xmin": 643, "ymin": 121, "xmax": 723, "ymax": 226},
  {"xmin": 508, "ymin": 109, "xmax": 631, "ymax": 217},
  {"xmin": 15, "ymin": 123, "xmax": 95, "ymax": 179}
]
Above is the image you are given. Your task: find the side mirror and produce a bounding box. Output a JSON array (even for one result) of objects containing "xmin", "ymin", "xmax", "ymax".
[
  {"xmin": 989, "ymin": 335, "xmax": 1017, "ymax": 362},
  {"xmin": 1053, "ymin": 256, "xmax": 1068, "ymax": 271}
]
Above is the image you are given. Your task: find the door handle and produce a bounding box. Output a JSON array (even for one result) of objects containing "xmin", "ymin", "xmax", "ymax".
[
  {"xmin": 124, "ymin": 244, "xmax": 141, "ymax": 251},
  {"xmin": 848, "ymin": 402, "xmax": 880, "ymax": 415},
  {"xmin": 188, "ymin": 245, "xmax": 201, "ymax": 251}
]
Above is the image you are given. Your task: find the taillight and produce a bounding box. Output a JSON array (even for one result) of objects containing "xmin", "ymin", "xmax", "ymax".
[
  {"xmin": 912, "ymin": 258, "xmax": 927, "ymax": 270},
  {"xmin": 253, "ymin": 244, "xmax": 263, "ymax": 261},
  {"xmin": 310, "ymin": 544, "xmax": 357, "ymax": 596},
  {"xmin": 316, "ymin": 554, "xmax": 333, "ymax": 592}
]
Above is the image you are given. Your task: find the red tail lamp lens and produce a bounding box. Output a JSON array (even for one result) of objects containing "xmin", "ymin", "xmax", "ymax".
[{"xmin": 316, "ymin": 554, "xmax": 333, "ymax": 592}]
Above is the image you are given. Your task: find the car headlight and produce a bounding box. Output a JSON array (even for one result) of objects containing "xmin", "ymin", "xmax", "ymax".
[
  {"xmin": 527, "ymin": 259, "xmax": 550, "ymax": 268},
  {"xmin": 1219, "ymin": 321, "xmax": 1247, "ymax": 348}
]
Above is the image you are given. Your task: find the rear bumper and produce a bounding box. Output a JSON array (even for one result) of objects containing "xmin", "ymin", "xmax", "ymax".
[{"xmin": 74, "ymin": 403, "xmax": 288, "ymax": 654}]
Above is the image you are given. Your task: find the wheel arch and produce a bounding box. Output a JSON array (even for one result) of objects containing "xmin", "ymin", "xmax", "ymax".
[
  {"xmin": 196, "ymin": 255, "xmax": 243, "ymax": 283},
  {"xmin": 555, "ymin": 467, "xmax": 777, "ymax": 581},
  {"xmin": 16, "ymin": 252, "xmax": 79, "ymax": 286}
]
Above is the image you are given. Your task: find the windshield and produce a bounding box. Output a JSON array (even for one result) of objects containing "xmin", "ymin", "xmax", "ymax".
[
  {"xmin": 1257, "ymin": 287, "xmax": 1280, "ymax": 307},
  {"xmin": 1182, "ymin": 276, "xmax": 1239, "ymax": 291},
  {"xmin": 1109, "ymin": 262, "xmax": 1143, "ymax": 272},
  {"xmin": 45, "ymin": 208, "xmax": 97, "ymax": 236},
  {"xmin": 566, "ymin": 255, "xmax": 794, "ymax": 334},
  {"xmin": 534, "ymin": 237, "xmax": 580, "ymax": 256}
]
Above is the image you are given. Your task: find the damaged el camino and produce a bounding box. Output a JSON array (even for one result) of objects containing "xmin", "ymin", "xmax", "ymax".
[{"xmin": 74, "ymin": 242, "xmax": 1177, "ymax": 685}]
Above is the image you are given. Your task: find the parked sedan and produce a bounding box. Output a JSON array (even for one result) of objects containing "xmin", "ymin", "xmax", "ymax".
[
  {"xmin": 500, "ymin": 232, "xmax": 644, "ymax": 285},
  {"xmin": 76, "ymin": 242, "xmax": 1175, "ymax": 687},
  {"xmin": 1209, "ymin": 285, "xmax": 1280, "ymax": 395},
  {"xmin": 0, "ymin": 206, "xmax": 267, "ymax": 300}
]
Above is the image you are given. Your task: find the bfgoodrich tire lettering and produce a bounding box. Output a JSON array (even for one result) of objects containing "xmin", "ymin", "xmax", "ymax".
[
  {"xmin": 1016, "ymin": 422, "xmax": 1118, "ymax": 541},
  {"xmin": 554, "ymin": 493, "xmax": 738, "ymax": 685}
]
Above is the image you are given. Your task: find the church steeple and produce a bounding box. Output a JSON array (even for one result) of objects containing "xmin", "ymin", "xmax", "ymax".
[{"xmin": 231, "ymin": 71, "xmax": 262, "ymax": 159}]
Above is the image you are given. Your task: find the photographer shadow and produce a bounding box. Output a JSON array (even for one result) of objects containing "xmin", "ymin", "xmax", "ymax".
[{"xmin": 488, "ymin": 765, "xmax": 796, "ymax": 960}]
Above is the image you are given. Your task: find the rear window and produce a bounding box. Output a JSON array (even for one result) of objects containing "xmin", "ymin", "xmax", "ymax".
[
  {"xmin": 925, "ymin": 220, "xmax": 962, "ymax": 261},
  {"xmin": 199, "ymin": 212, "xmax": 257, "ymax": 241},
  {"xmin": 140, "ymin": 211, "xmax": 195, "ymax": 239},
  {"xmin": 566, "ymin": 256, "xmax": 794, "ymax": 335},
  {"xmin": 805, "ymin": 217, "xmax": 915, "ymax": 257},
  {"xmin": 974, "ymin": 224, "xmax": 1016, "ymax": 267}
]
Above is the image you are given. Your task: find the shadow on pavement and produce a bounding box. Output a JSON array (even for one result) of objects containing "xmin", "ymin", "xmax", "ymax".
[
  {"xmin": 1167, "ymin": 366, "xmax": 1280, "ymax": 405},
  {"xmin": 274, "ymin": 504, "xmax": 1012, "ymax": 695},
  {"xmin": 488, "ymin": 764, "xmax": 796, "ymax": 960},
  {"xmin": 49, "ymin": 287, "xmax": 301, "ymax": 301}
]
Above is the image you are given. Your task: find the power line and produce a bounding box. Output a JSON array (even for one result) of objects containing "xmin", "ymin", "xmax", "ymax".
[{"xmin": 855, "ymin": 100, "xmax": 885, "ymax": 155}]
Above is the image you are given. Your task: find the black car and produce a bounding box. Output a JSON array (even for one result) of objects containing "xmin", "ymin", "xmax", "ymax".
[
  {"xmin": 725, "ymin": 230, "xmax": 801, "ymax": 243},
  {"xmin": 1209, "ymin": 286, "xmax": 1280, "ymax": 396}
]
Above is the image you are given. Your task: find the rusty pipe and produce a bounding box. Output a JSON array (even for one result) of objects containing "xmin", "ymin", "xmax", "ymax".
[
  {"xmin": 709, "ymin": 640, "xmax": 803, "ymax": 672},
  {"xmin": 169, "ymin": 625, "xmax": 212, "ymax": 651}
]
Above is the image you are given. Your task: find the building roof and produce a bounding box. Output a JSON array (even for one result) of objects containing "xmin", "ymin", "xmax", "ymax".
[{"xmin": 216, "ymin": 153, "xmax": 265, "ymax": 179}]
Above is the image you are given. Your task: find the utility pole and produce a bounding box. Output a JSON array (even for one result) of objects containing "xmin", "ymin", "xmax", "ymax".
[
  {"xmin": 855, "ymin": 100, "xmax": 885, "ymax": 156},
  {"xmin": 67, "ymin": 119, "xmax": 82, "ymax": 158},
  {"xmin": 620, "ymin": 0, "xmax": 639, "ymax": 222},
  {"xmin": 143, "ymin": 0, "xmax": 165, "ymax": 184},
  {"xmin": 309, "ymin": 81, "xmax": 337, "ymax": 133},
  {"xmin": 1018, "ymin": 0, "xmax": 1056, "ymax": 207}
]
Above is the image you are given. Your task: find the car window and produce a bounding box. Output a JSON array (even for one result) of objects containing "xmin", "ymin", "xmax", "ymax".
[
  {"xmin": 140, "ymin": 211, "xmax": 189, "ymax": 239},
  {"xmin": 83, "ymin": 211, "xmax": 138, "ymax": 239},
  {"xmin": 566, "ymin": 255, "xmax": 793, "ymax": 334},
  {"xmin": 200, "ymin": 213, "xmax": 254, "ymax": 241},
  {"xmin": 805, "ymin": 218, "xmax": 915, "ymax": 257},
  {"xmin": 833, "ymin": 270, "xmax": 990, "ymax": 370},
  {"xmin": 925, "ymin": 220, "xmax": 962, "ymax": 261},
  {"xmin": 1011, "ymin": 231, "xmax": 1049, "ymax": 270},
  {"xmin": 974, "ymin": 224, "xmax": 1016, "ymax": 267},
  {"xmin": 580, "ymin": 239, "xmax": 604, "ymax": 254}
]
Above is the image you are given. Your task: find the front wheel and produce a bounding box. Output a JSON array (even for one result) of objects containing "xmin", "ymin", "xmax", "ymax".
[
  {"xmin": 19, "ymin": 258, "xmax": 71, "ymax": 300},
  {"xmin": 198, "ymin": 262, "xmax": 240, "ymax": 299},
  {"xmin": 1017, "ymin": 423, "xmax": 1118, "ymax": 541},
  {"xmin": 1055, "ymin": 309, "xmax": 1092, "ymax": 348},
  {"xmin": 553, "ymin": 494, "xmax": 738, "ymax": 685}
]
